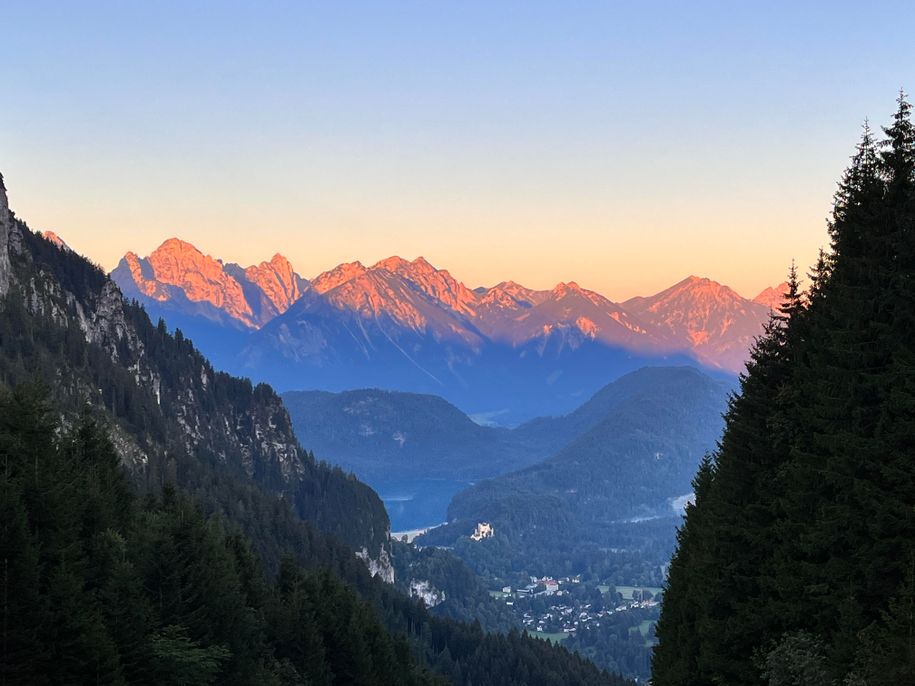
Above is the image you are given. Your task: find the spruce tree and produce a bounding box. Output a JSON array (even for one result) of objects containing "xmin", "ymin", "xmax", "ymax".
[{"xmin": 653, "ymin": 96, "xmax": 915, "ymax": 684}]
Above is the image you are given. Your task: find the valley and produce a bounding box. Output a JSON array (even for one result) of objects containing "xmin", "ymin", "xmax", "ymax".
[
  {"xmin": 283, "ymin": 367, "xmax": 731, "ymax": 681},
  {"xmin": 107, "ymin": 233, "xmax": 745, "ymax": 682},
  {"xmin": 0, "ymin": 172, "xmax": 631, "ymax": 686}
]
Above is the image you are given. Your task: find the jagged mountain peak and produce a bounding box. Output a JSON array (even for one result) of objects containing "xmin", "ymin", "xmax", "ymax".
[
  {"xmin": 112, "ymin": 238, "xmax": 310, "ymax": 328},
  {"xmin": 371, "ymin": 255, "xmax": 436, "ymax": 272},
  {"xmin": 624, "ymin": 274, "xmax": 771, "ymax": 370},
  {"xmin": 551, "ymin": 280, "xmax": 586, "ymax": 297},
  {"xmin": 372, "ymin": 255, "xmax": 412, "ymax": 272},
  {"xmin": 140, "ymin": 238, "xmax": 255, "ymax": 324},
  {"xmin": 154, "ymin": 236, "xmax": 204, "ymax": 255},
  {"xmin": 312, "ymin": 260, "xmax": 368, "ymax": 294},
  {"xmin": 478, "ymin": 280, "xmax": 547, "ymax": 308},
  {"xmin": 363, "ymin": 255, "xmax": 478, "ymax": 316},
  {"xmin": 241, "ymin": 252, "xmax": 307, "ymax": 315},
  {"xmin": 633, "ymin": 275, "xmax": 748, "ymax": 312},
  {"xmin": 675, "ymin": 273, "xmax": 733, "ymax": 291},
  {"xmin": 40, "ymin": 230, "xmax": 71, "ymax": 251},
  {"xmin": 753, "ymin": 281, "xmax": 791, "ymax": 310},
  {"xmin": 252, "ymin": 252, "xmax": 298, "ymax": 275}
]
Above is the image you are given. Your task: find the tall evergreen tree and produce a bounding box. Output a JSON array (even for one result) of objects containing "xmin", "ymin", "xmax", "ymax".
[{"xmin": 653, "ymin": 96, "xmax": 915, "ymax": 685}]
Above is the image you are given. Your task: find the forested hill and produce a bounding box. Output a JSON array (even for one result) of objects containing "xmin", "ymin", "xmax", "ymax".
[
  {"xmin": 424, "ymin": 367, "xmax": 728, "ymax": 553},
  {"xmin": 652, "ymin": 96, "xmax": 915, "ymax": 684},
  {"xmin": 0, "ymin": 172, "xmax": 389, "ymax": 564}
]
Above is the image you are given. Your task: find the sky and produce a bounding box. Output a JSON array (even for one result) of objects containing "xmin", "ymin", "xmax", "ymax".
[{"xmin": 3, "ymin": 1, "xmax": 915, "ymax": 300}]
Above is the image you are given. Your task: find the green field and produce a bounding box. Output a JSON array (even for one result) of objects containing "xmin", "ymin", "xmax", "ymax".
[
  {"xmin": 615, "ymin": 585, "xmax": 662, "ymax": 600},
  {"xmin": 531, "ymin": 631, "xmax": 569, "ymax": 644},
  {"xmin": 489, "ymin": 591, "xmax": 509, "ymax": 599}
]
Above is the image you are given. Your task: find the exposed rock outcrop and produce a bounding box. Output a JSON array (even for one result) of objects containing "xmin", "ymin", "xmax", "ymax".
[
  {"xmin": 0, "ymin": 173, "xmax": 11, "ymax": 297},
  {"xmin": 408, "ymin": 579, "xmax": 446, "ymax": 608},
  {"xmin": 357, "ymin": 545, "xmax": 395, "ymax": 584}
]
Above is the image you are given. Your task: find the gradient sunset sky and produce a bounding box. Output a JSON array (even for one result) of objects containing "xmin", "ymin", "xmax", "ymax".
[{"xmin": 3, "ymin": 1, "xmax": 914, "ymax": 299}]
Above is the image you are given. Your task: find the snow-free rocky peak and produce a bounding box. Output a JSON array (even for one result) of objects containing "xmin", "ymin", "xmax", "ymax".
[
  {"xmin": 624, "ymin": 275, "xmax": 773, "ymax": 369},
  {"xmin": 112, "ymin": 238, "xmax": 308, "ymax": 328},
  {"xmin": 0, "ymin": 172, "xmax": 11, "ymax": 297},
  {"xmin": 41, "ymin": 230, "xmax": 71, "ymax": 252},
  {"xmin": 241, "ymin": 253, "xmax": 308, "ymax": 314},
  {"xmin": 753, "ymin": 281, "xmax": 791, "ymax": 311}
]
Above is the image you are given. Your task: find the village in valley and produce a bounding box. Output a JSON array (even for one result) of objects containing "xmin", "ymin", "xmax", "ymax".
[
  {"xmin": 467, "ymin": 521, "xmax": 661, "ymax": 642},
  {"xmin": 491, "ymin": 573, "xmax": 661, "ymax": 641}
]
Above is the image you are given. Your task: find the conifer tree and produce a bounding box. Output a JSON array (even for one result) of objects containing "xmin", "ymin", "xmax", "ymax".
[{"xmin": 653, "ymin": 96, "xmax": 915, "ymax": 684}]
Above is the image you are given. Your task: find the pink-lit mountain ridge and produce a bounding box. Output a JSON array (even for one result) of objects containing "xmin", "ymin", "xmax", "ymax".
[{"xmin": 110, "ymin": 237, "xmax": 786, "ymax": 422}]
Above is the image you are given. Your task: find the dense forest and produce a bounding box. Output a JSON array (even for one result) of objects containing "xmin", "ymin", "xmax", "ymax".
[
  {"xmin": 0, "ymin": 387, "xmax": 433, "ymax": 685},
  {"xmin": 652, "ymin": 96, "xmax": 915, "ymax": 684},
  {"xmin": 390, "ymin": 540, "xmax": 520, "ymax": 632}
]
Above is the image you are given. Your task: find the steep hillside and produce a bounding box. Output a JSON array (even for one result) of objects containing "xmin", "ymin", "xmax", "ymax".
[
  {"xmin": 0, "ymin": 177, "xmax": 390, "ymax": 567},
  {"xmin": 512, "ymin": 366, "xmax": 735, "ymax": 457},
  {"xmin": 283, "ymin": 388, "xmax": 540, "ymax": 530},
  {"xmin": 283, "ymin": 369, "xmax": 736, "ymax": 530},
  {"xmin": 446, "ymin": 367, "xmax": 728, "ymax": 527},
  {"xmin": 0, "ymin": 392, "xmax": 437, "ymax": 685}
]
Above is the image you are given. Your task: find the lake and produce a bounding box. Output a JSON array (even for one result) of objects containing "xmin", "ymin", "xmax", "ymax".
[{"xmin": 369, "ymin": 477, "xmax": 473, "ymax": 531}]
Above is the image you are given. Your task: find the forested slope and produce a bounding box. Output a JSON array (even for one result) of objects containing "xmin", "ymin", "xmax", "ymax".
[
  {"xmin": 0, "ymin": 175, "xmax": 389, "ymax": 563},
  {"xmin": 652, "ymin": 96, "xmax": 915, "ymax": 685}
]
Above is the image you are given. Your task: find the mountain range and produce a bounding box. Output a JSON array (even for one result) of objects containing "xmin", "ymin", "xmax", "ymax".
[{"xmin": 110, "ymin": 237, "xmax": 785, "ymax": 423}]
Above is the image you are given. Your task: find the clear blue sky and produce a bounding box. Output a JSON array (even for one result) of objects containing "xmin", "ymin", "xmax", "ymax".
[{"xmin": 3, "ymin": 1, "xmax": 914, "ymax": 298}]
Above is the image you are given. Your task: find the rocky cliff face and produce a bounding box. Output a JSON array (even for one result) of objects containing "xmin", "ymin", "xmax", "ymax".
[
  {"xmin": 12, "ymin": 229, "xmax": 307, "ymax": 488},
  {"xmin": 0, "ymin": 174, "xmax": 11, "ymax": 297},
  {"xmin": 117, "ymin": 239, "xmax": 257, "ymax": 326}
]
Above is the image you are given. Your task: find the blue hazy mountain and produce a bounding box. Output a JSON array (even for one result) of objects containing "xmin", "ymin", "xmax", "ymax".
[{"xmin": 112, "ymin": 239, "xmax": 773, "ymax": 425}]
